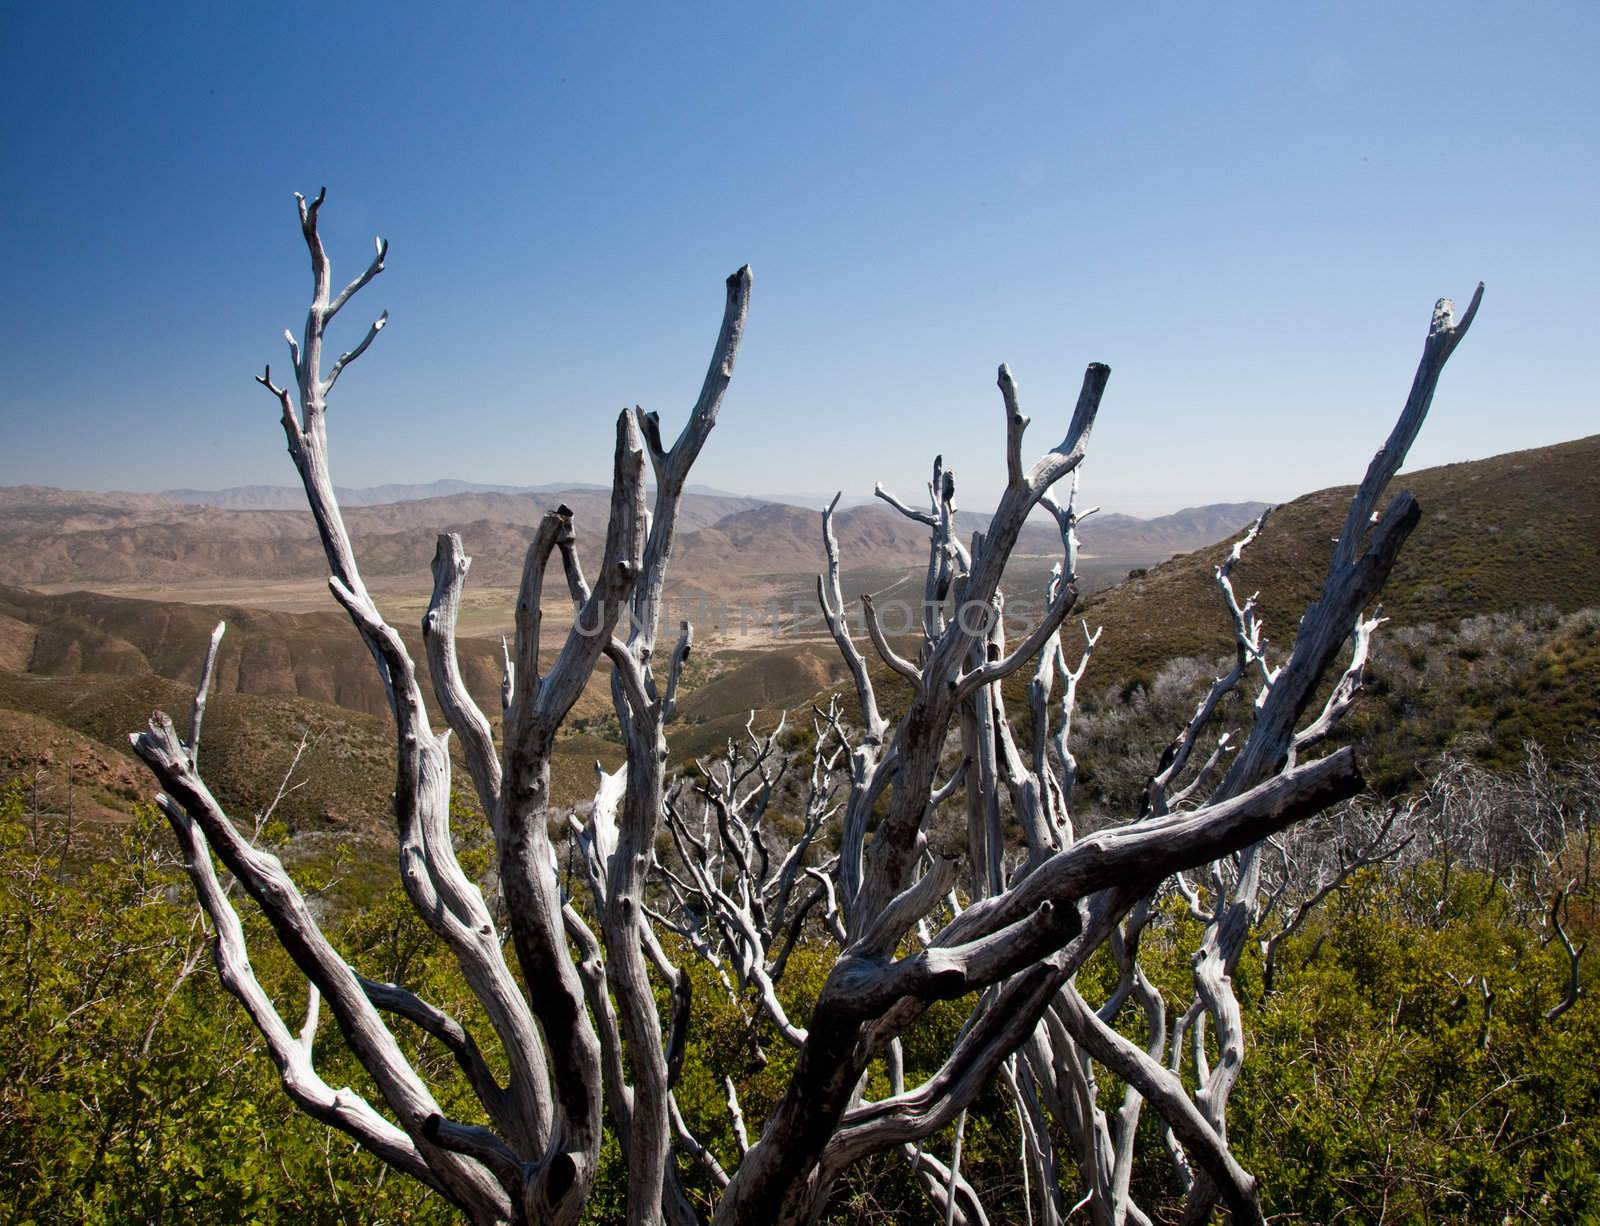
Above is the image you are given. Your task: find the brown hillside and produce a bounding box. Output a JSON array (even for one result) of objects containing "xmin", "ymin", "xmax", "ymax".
[
  {"xmin": 0, "ymin": 707, "xmax": 149, "ymax": 827},
  {"xmin": 0, "ymin": 613, "xmax": 36, "ymax": 671},
  {"xmin": 0, "ymin": 670, "xmax": 397, "ymax": 835},
  {"xmin": 0, "ymin": 586, "xmax": 612, "ymax": 723},
  {"xmin": 1077, "ymin": 434, "xmax": 1600, "ymax": 687},
  {"xmin": 666, "ymin": 644, "xmax": 848, "ymax": 759}
]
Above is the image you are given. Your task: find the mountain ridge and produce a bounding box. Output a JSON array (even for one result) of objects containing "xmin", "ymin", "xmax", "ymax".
[
  {"xmin": 1074, "ymin": 432, "xmax": 1600, "ymax": 686},
  {"xmin": 0, "ymin": 483, "xmax": 1270, "ymax": 593}
]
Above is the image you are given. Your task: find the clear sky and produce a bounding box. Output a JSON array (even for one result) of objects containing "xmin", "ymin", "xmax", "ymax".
[{"xmin": 1, "ymin": 2, "xmax": 1594, "ymax": 514}]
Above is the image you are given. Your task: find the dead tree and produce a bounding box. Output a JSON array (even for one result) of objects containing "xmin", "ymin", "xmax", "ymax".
[
  {"xmin": 713, "ymin": 285, "xmax": 1480, "ymax": 1226},
  {"xmin": 130, "ymin": 187, "xmax": 1482, "ymax": 1225},
  {"xmin": 133, "ymin": 189, "xmax": 747, "ymax": 1225}
]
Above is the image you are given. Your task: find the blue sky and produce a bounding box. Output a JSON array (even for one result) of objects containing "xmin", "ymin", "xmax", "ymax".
[{"xmin": 1, "ymin": 2, "xmax": 1594, "ymax": 514}]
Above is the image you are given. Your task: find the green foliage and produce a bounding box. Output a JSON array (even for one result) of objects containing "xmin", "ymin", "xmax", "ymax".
[
  {"xmin": 1231, "ymin": 869, "xmax": 1600, "ymax": 1222},
  {"xmin": 6, "ymin": 746, "xmax": 1599, "ymax": 1223},
  {"xmin": 0, "ymin": 777, "xmax": 455, "ymax": 1224}
]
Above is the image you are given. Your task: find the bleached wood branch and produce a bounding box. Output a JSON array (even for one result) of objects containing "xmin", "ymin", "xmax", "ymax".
[
  {"xmin": 1053, "ymin": 985, "xmax": 1263, "ymax": 1226},
  {"xmin": 832, "ymin": 897, "xmax": 1070, "ymax": 1017},
  {"xmin": 1048, "ymin": 619, "xmax": 1100, "ymax": 825},
  {"xmin": 1290, "ymin": 607, "xmax": 1386, "ymax": 760},
  {"xmin": 998, "ymin": 364, "xmax": 1031, "ymax": 489},
  {"xmin": 817, "ymin": 493, "xmax": 887, "ymax": 742},
  {"xmin": 327, "ymin": 232, "xmax": 390, "ymax": 321},
  {"xmin": 499, "ymin": 636, "xmax": 513, "ymax": 717},
  {"xmin": 821, "ymin": 960, "xmax": 1074, "ymax": 1173},
  {"xmin": 631, "ymin": 264, "xmax": 752, "ymax": 654},
  {"xmin": 927, "ymin": 758, "xmax": 970, "ymax": 818},
  {"xmin": 583, "ymin": 267, "xmax": 753, "ymax": 1225},
  {"xmin": 323, "ymin": 310, "xmax": 387, "ymax": 393},
  {"xmin": 159, "ymin": 798, "xmax": 449, "ymax": 1195},
  {"xmin": 252, "ymin": 191, "xmax": 656, "ymax": 1221},
  {"xmin": 135, "ymin": 718, "xmax": 509, "ymax": 1221},
  {"xmin": 140, "ymin": 196, "xmax": 1489, "ymax": 1226},
  {"xmin": 861, "ymin": 592, "xmax": 923, "ymax": 686},
  {"xmin": 874, "ymin": 480, "xmax": 938, "ymax": 527},
  {"xmin": 851, "ymin": 360, "xmax": 1112, "ymax": 936},
  {"xmin": 953, "ymin": 577, "xmax": 1078, "ymax": 700},
  {"xmin": 1162, "ymin": 287, "xmax": 1483, "ymax": 1226},
  {"xmin": 716, "ymin": 751, "xmax": 1361, "ymax": 1223},
  {"xmin": 357, "ymin": 973, "xmax": 517, "ymax": 1138},
  {"xmin": 852, "ymin": 857, "xmax": 962, "ymax": 960},
  {"xmin": 322, "ymin": 572, "xmax": 555, "ymax": 1167},
  {"xmin": 1333, "ymin": 285, "xmax": 1484, "ymax": 575},
  {"xmin": 186, "ymin": 621, "xmax": 225, "ymax": 769},
  {"xmin": 1543, "ymin": 882, "xmax": 1586, "ymax": 1022},
  {"xmin": 424, "ymin": 534, "xmax": 502, "ymax": 818},
  {"xmin": 1142, "ymin": 513, "xmax": 1268, "ymax": 818},
  {"xmin": 724, "ymin": 1076, "xmax": 752, "ymax": 1156},
  {"xmin": 943, "ymin": 749, "xmax": 1360, "ymax": 946},
  {"xmin": 561, "ymin": 901, "xmax": 633, "ymax": 1133},
  {"xmin": 661, "ymin": 620, "xmax": 694, "ymax": 722},
  {"xmin": 1218, "ymin": 287, "xmax": 1482, "ymax": 801},
  {"xmin": 422, "ymin": 1116, "xmax": 527, "ymax": 1192}
]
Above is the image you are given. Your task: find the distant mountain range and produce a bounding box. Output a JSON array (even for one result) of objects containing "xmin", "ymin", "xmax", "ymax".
[
  {"xmin": 162, "ymin": 479, "xmax": 552, "ymax": 509},
  {"xmin": 0, "ymin": 479, "xmax": 1269, "ymax": 592},
  {"xmin": 160, "ymin": 479, "xmax": 777, "ymax": 510}
]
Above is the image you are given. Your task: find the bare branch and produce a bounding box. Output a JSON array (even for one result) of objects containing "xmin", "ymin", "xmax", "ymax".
[
  {"xmin": 1220, "ymin": 288, "xmax": 1484, "ymax": 800},
  {"xmin": 186, "ymin": 621, "xmax": 226, "ymax": 769},
  {"xmin": 629, "ymin": 265, "xmax": 753, "ymax": 652},
  {"xmin": 255, "ymin": 365, "xmax": 299, "ymax": 442},
  {"xmin": 358, "ymin": 974, "xmax": 517, "ymax": 1138},
  {"xmin": 662, "ymin": 620, "xmax": 694, "ymax": 723},
  {"xmin": 725, "ymin": 1076, "xmax": 752, "ymax": 1156},
  {"xmin": 1332, "ymin": 283, "xmax": 1484, "ymax": 575},
  {"xmin": 135, "ymin": 723, "xmax": 509, "ymax": 1220},
  {"xmin": 138, "ymin": 200, "xmax": 1487, "ymax": 1226},
  {"xmin": 1291, "ymin": 607, "xmax": 1386, "ymax": 758},
  {"xmin": 939, "ymin": 749, "xmax": 1363, "ymax": 951},
  {"xmin": 954, "ymin": 578, "xmax": 1078, "ymax": 700},
  {"xmin": 160, "ymin": 798, "xmax": 446, "ymax": 1193},
  {"xmin": 1053, "ymin": 987, "xmax": 1264, "ymax": 1226},
  {"xmin": 421, "ymin": 1115, "xmax": 526, "ymax": 1192},
  {"xmin": 323, "ymin": 310, "xmax": 388, "ymax": 393},
  {"xmin": 327, "ymin": 234, "xmax": 389, "ymax": 321},
  {"xmin": 424, "ymin": 534, "xmax": 502, "ymax": 817},
  {"xmin": 861, "ymin": 592, "xmax": 923, "ymax": 687},
  {"xmin": 1544, "ymin": 882, "xmax": 1587, "ymax": 1022},
  {"xmin": 818, "ymin": 494, "xmax": 887, "ymax": 741},
  {"xmin": 875, "ymin": 481, "xmax": 938, "ymax": 527},
  {"xmin": 998, "ymin": 363, "xmax": 1031, "ymax": 489},
  {"xmin": 853, "ymin": 857, "xmax": 961, "ymax": 960}
]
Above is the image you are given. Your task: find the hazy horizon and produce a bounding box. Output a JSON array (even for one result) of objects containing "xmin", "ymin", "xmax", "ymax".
[{"xmin": 4, "ymin": 420, "xmax": 1589, "ymax": 520}]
